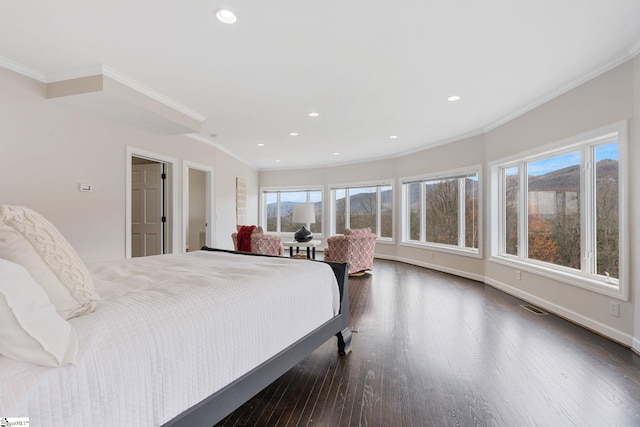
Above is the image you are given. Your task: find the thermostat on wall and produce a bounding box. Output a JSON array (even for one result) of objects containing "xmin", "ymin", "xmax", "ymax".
[{"xmin": 79, "ymin": 183, "xmax": 92, "ymax": 192}]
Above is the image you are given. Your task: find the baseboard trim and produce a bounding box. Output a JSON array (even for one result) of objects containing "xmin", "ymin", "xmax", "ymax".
[
  {"xmin": 485, "ymin": 277, "xmax": 634, "ymax": 347},
  {"xmin": 375, "ymin": 254, "xmax": 485, "ymax": 283},
  {"xmin": 374, "ymin": 255, "xmax": 635, "ymax": 348}
]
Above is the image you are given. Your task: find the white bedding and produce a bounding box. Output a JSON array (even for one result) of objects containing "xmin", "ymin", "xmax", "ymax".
[{"xmin": 0, "ymin": 251, "xmax": 340, "ymax": 426}]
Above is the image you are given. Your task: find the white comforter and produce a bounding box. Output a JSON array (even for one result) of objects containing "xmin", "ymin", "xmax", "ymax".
[{"xmin": 0, "ymin": 251, "xmax": 340, "ymax": 426}]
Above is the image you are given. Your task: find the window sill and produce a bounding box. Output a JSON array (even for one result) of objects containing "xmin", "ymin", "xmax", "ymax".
[
  {"xmin": 488, "ymin": 255, "xmax": 627, "ymax": 301},
  {"xmin": 400, "ymin": 241, "xmax": 482, "ymax": 259},
  {"xmin": 376, "ymin": 237, "xmax": 394, "ymax": 245}
]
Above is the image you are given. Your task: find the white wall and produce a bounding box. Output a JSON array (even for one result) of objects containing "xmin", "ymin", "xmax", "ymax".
[
  {"xmin": 484, "ymin": 61, "xmax": 636, "ymax": 344},
  {"xmin": 259, "ymin": 60, "xmax": 639, "ymax": 348},
  {"xmin": 215, "ymin": 150, "xmax": 259, "ymax": 250},
  {"xmin": 0, "ymin": 66, "xmax": 258, "ymax": 262}
]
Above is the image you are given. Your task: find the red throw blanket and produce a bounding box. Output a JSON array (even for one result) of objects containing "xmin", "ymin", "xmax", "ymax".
[{"xmin": 237, "ymin": 225, "xmax": 256, "ymax": 252}]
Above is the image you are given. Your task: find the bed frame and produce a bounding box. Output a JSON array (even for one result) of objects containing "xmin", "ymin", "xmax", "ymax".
[{"xmin": 162, "ymin": 247, "xmax": 352, "ymax": 427}]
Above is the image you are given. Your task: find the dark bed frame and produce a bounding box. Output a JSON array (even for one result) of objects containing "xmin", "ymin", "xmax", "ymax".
[{"xmin": 162, "ymin": 247, "xmax": 352, "ymax": 427}]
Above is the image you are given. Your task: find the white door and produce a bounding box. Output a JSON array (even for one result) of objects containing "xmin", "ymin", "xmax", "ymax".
[{"xmin": 131, "ymin": 163, "xmax": 164, "ymax": 257}]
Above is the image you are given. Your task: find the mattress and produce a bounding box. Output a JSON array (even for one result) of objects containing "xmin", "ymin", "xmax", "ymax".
[{"xmin": 0, "ymin": 251, "xmax": 340, "ymax": 426}]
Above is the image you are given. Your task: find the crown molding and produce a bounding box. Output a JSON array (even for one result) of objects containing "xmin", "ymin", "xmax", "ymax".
[
  {"xmin": 100, "ymin": 65, "xmax": 206, "ymax": 123},
  {"xmin": 484, "ymin": 52, "xmax": 635, "ymax": 133},
  {"xmin": 390, "ymin": 129, "xmax": 486, "ymax": 160},
  {"xmin": 185, "ymin": 134, "xmax": 258, "ymax": 170},
  {"xmin": 257, "ymin": 129, "xmax": 486, "ymax": 172},
  {"xmin": 0, "ymin": 56, "xmax": 46, "ymax": 82},
  {"xmin": 0, "ymin": 57, "xmax": 206, "ymax": 124}
]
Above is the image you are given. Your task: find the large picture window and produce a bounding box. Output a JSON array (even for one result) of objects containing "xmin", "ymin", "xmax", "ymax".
[
  {"xmin": 331, "ymin": 184, "xmax": 393, "ymax": 239},
  {"xmin": 403, "ymin": 168, "xmax": 480, "ymax": 254},
  {"xmin": 492, "ymin": 122, "xmax": 627, "ymax": 298},
  {"xmin": 262, "ymin": 188, "xmax": 322, "ymax": 235}
]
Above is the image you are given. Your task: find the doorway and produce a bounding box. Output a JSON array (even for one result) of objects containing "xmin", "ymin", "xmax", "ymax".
[
  {"xmin": 131, "ymin": 157, "xmax": 165, "ymax": 257},
  {"xmin": 126, "ymin": 147, "xmax": 178, "ymax": 258},
  {"xmin": 183, "ymin": 161, "xmax": 214, "ymax": 252}
]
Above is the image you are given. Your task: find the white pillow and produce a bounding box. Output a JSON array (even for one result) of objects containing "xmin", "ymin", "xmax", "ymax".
[
  {"xmin": 0, "ymin": 205, "xmax": 99, "ymax": 319},
  {"xmin": 0, "ymin": 258, "xmax": 79, "ymax": 366}
]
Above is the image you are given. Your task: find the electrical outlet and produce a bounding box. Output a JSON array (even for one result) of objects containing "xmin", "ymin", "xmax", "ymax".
[
  {"xmin": 609, "ymin": 301, "xmax": 620, "ymax": 317},
  {"xmin": 516, "ymin": 270, "xmax": 521, "ymax": 280},
  {"xmin": 429, "ymin": 251, "xmax": 434, "ymax": 259}
]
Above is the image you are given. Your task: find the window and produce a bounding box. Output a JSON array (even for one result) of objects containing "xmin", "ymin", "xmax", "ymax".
[
  {"xmin": 262, "ymin": 188, "xmax": 322, "ymax": 235},
  {"xmin": 504, "ymin": 166, "xmax": 519, "ymax": 256},
  {"xmin": 403, "ymin": 167, "xmax": 480, "ymax": 254},
  {"xmin": 331, "ymin": 184, "xmax": 393, "ymax": 239},
  {"xmin": 527, "ymin": 151, "xmax": 581, "ymax": 269},
  {"xmin": 492, "ymin": 122, "xmax": 627, "ymax": 298}
]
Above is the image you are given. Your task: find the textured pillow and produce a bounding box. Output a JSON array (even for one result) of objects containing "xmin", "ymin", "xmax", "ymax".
[
  {"xmin": 344, "ymin": 227, "xmax": 371, "ymax": 235},
  {"xmin": 0, "ymin": 258, "xmax": 78, "ymax": 367},
  {"xmin": 0, "ymin": 205, "xmax": 99, "ymax": 319}
]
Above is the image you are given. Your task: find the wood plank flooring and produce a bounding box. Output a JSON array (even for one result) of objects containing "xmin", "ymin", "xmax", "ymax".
[{"xmin": 217, "ymin": 259, "xmax": 640, "ymax": 427}]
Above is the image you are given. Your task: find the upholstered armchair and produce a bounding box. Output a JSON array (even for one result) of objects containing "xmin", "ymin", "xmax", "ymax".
[
  {"xmin": 232, "ymin": 225, "xmax": 284, "ymax": 256},
  {"xmin": 324, "ymin": 228, "xmax": 377, "ymax": 276}
]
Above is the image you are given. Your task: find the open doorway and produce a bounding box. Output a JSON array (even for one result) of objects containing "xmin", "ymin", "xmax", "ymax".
[
  {"xmin": 183, "ymin": 161, "xmax": 214, "ymax": 252},
  {"xmin": 126, "ymin": 147, "xmax": 178, "ymax": 258}
]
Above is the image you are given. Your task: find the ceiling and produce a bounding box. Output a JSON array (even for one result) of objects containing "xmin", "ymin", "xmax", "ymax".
[{"xmin": 1, "ymin": 1, "xmax": 639, "ymax": 170}]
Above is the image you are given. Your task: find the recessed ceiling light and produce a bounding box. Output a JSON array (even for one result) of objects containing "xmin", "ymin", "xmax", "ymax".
[
  {"xmin": 289, "ymin": 132, "xmax": 299, "ymax": 136},
  {"xmin": 215, "ymin": 9, "xmax": 237, "ymax": 24},
  {"xmin": 275, "ymin": 159, "xmax": 281, "ymax": 163},
  {"xmin": 333, "ymin": 152, "xmax": 340, "ymax": 155},
  {"xmin": 308, "ymin": 112, "xmax": 320, "ymax": 117},
  {"xmin": 448, "ymin": 95, "xmax": 461, "ymax": 102},
  {"xmin": 389, "ymin": 135, "xmax": 398, "ymax": 139},
  {"xmin": 256, "ymin": 143, "xmax": 264, "ymax": 147}
]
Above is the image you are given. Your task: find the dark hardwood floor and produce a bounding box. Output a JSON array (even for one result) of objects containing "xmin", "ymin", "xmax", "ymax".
[{"xmin": 217, "ymin": 259, "xmax": 640, "ymax": 427}]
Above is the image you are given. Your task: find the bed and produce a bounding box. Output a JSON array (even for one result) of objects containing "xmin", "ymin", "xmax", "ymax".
[
  {"xmin": 0, "ymin": 206, "xmax": 351, "ymax": 427},
  {"xmin": 164, "ymin": 248, "xmax": 351, "ymax": 427}
]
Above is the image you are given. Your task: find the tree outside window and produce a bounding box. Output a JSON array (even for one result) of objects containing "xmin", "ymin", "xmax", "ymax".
[
  {"xmin": 595, "ymin": 143, "xmax": 619, "ymax": 279},
  {"xmin": 408, "ymin": 182, "xmax": 421, "ymax": 241},
  {"xmin": 332, "ymin": 185, "xmax": 393, "ymax": 238},
  {"xmin": 504, "ymin": 166, "xmax": 519, "ymax": 256},
  {"xmin": 335, "ymin": 189, "xmax": 346, "ymax": 234},
  {"xmin": 404, "ymin": 170, "xmax": 479, "ymax": 252},
  {"xmin": 350, "ymin": 187, "xmax": 378, "ymax": 233},
  {"xmin": 425, "ymin": 179, "xmax": 458, "ymax": 245},
  {"xmin": 465, "ymin": 177, "xmax": 479, "ymax": 249},
  {"xmin": 526, "ymin": 151, "xmax": 581, "ymax": 270}
]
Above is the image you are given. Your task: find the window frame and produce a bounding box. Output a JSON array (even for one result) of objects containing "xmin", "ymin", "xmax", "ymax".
[
  {"xmin": 489, "ymin": 121, "xmax": 629, "ymax": 300},
  {"xmin": 400, "ymin": 165, "xmax": 482, "ymax": 258},
  {"xmin": 260, "ymin": 186, "xmax": 324, "ymax": 238},
  {"xmin": 329, "ymin": 180, "xmax": 394, "ymax": 242}
]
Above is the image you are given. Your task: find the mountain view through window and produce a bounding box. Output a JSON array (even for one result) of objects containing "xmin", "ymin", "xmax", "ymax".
[{"xmin": 503, "ymin": 142, "xmax": 619, "ymax": 279}]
